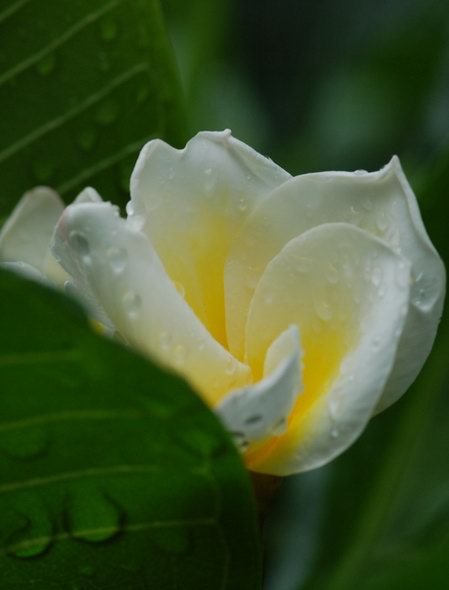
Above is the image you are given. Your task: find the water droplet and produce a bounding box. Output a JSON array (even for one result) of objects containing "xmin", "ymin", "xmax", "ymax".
[
  {"xmin": 396, "ymin": 261, "xmax": 410, "ymax": 289},
  {"xmin": 331, "ymin": 428, "xmax": 340, "ymax": 439},
  {"xmin": 69, "ymin": 231, "xmax": 90, "ymax": 257},
  {"xmin": 244, "ymin": 415, "xmax": 262, "ymax": 425},
  {"xmin": 225, "ymin": 357, "xmax": 237, "ymax": 376},
  {"xmin": 7, "ymin": 512, "xmax": 53, "ymax": 559},
  {"xmin": 1, "ymin": 427, "xmax": 48, "ymax": 461},
  {"xmin": 328, "ymin": 398, "xmax": 340, "ymax": 420},
  {"xmin": 65, "ymin": 490, "xmax": 122, "ymax": 543},
  {"xmin": 96, "ymin": 99, "xmax": 119, "ymax": 126},
  {"xmin": 36, "ymin": 53, "xmax": 56, "ymax": 76},
  {"xmin": 77, "ymin": 127, "xmax": 97, "ymax": 152},
  {"xmin": 106, "ymin": 247, "xmax": 127, "ymax": 274},
  {"xmin": 376, "ymin": 210, "xmax": 389, "ymax": 232},
  {"xmin": 127, "ymin": 214, "xmax": 145, "ymax": 232},
  {"xmin": 326, "ymin": 263, "xmax": 339, "ymax": 284},
  {"xmin": 204, "ymin": 168, "xmax": 213, "ymax": 176},
  {"xmin": 371, "ymin": 336, "xmax": 381, "ymax": 352},
  {"xmin": 32, "ymin": 158, "xmax": 55, "ymax": 182},
  {"xmin": 136, "ymin": 86, "xmax": 150, "ymax": 104},
  {"xmin": 371, "ymin": 266, "xmax": 382, "ymax": 287},
  {"xmin": 80, "ymin": 564, "xmax": 96, "ymax": 577},
  {"xmin": 231, "ymin": 431, "xmax": 249, "ymax": 451},
  {"xmin": 159, "ymin": 331, "xmax": 172, "ymax": 351},
  {"xmin": 314, "ymin": 299, "xmax": 333, "ymax": 322},
  {"xmin": 354, "ymin": 169, "xmax": 367, "ymax": 176},
  {"xmin": 263, "ymin": 293, "xmax": 273, "ymax": 305},
  {"xmin": 296, "ymin": 257, "xmax": 311, "ymax": 273},
  {"xmin": 271, "ymin": 417, "xmax": 287, "ymax": 435},
  {"xmin": 197, "ymin": 341, "xmax": 205, "ymax": 352},
  {"xmin": 362, "ymin": 196, "xmax": 373, "ymax": 211},
  {"xmin": 238, "ymin": 197, "xmax": 247, "ymax": 212},
  {"xmin": 122, "ymin": 291, "xmax": 142, "ymax": 319},
  {"xmin": 100, "ymin": 18, "xmax": 118, "ymax": 41},
  {"xmin": 173, "ymin": 344, "xmax": 187, "ymax": 365}
]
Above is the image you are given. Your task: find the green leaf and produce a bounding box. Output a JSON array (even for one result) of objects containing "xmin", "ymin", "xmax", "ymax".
[
  {"xmin": 279, "ymin": 313, "xmax": 449, "ymax": 590},
  {"xmin": 0, "ymin": 270, "xmax": 261, "ymax": 589},
  {"xmin": 0, "ymin": 0, "xmax": 185, "ymax": 213}
]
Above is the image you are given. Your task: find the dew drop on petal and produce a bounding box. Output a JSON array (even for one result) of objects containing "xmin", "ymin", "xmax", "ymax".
[
  {"xmin": 238, "ymin": 197, "xmax": 248, "ymax": 212},
  {"xmin": 69, "ymin": 231, "xmax": 91, "ymax": 265},
  {"xmin": 225, "ymin": 357, "xmax": 237, "ymax": 376},
  {"xmin": 122, "ymin": 291, "xmax": 142, "ymax": 319},
  {"xmin": 296, "ymin": 257, "xmax": 311, "ymax": 273},
  {"xmin": 326, "ymin": 263, "xmax": 339, "ymax": 284},
  {"xmin": 371, "ymin": 266, "xmax": 382, "ymax": 287},
  {"xmin": 376, "ymin": 210, "xmax": 389, "ymax": 232},
  {"xmin": 159, "ymin": 331, "xmax": 172, "ymax": 351},
  {"xmin": 106, "ymin": 247, "xmax": 127, "ymax": 274},
  {"xmin": 314, "ymin": 299, "xmax": 333, "ymax": 322},
  {"xmin": 271, "ymin": 417, "xmax": 287, "ymax": 436},
  {"xmin": 173, "ymin": 344, "xmax": 187, "ymax": 365}
]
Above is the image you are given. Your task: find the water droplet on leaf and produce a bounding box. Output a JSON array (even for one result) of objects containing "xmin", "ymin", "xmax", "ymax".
[
  {"xmin": 36, "ymin": 53, "xmax": 56, "ymax": 76},
  {"xmin": 100, "ymin": 18, "xmax": 118, "ymax": 41}
]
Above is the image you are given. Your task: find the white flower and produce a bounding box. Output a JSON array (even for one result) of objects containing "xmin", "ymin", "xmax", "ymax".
[{"xmin": 0, "ymin": 131, "xmax": 445, "ymax": 475}]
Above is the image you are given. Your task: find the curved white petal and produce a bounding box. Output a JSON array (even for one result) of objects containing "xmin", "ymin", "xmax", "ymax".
[
  {"xmin": 0, "ymin": 261, "xmax": 49, "ymax": 285},
  {"xmin": 0, "ymin": 187, "xmax": 63, "ymax": 273},
  {"xmin": 129, "ymin": 130, "xmax": 290, "ymax": 346},
  {"xmin": 217, "ymin": 326, "xmax": 302, "ymax": 451},
  {"xmin": 44, "ymin": 186, "xmax": 105, "ymax": 287},
  {"xmin": 73, "ymin": 186, "xmax": 104, "ymax": 205},
  {"xmin": 226, "ymin": 156, "xmax": 445, "ymax": 409},
  {"xmin": 51, "ymin": 202, "xmax": 251, "ymax": 404},
  {"xmin": 244, "ymin": 223, "xmax": 411, "ymax": 475}
]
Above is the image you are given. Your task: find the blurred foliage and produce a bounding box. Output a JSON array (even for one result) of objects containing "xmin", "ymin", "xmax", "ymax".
[
  {"xmin": 160, "ymin": 1, "xmax": 449, "ymax": 589},
  {"xmin": 0, "ymin": 270, "xmax": 261, "ymax": 589},
  {"xmin": 0, "ymin": 0, "xmax": 185, "ymax": 215}
]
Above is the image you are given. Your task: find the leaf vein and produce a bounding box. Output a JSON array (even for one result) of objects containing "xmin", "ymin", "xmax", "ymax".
[
  {"xmin": 0, "ymin": 409, "xmax": 143, "ymax": 432},
  {"xmin": 57, "ymin": 134, "xmax": 153, "ymax": 195},
  {"xmin": 0, "ymin": 63, "xmax": 148, "ymax": 164},
  {"xmin": 3, "ymin": 519, "xmax": 218, "ymax": 557},
  {"xmin": 0, "ymin": 464, "xmax": 163, "ymax": 495},
  {"xmin": 0, "ymin": 0, "xmax": 122, "ymax": 87},
  {"xmin": 0, "ymin": 0, "xmax": 31, "ymax": 25},
  {"xmin": 0, "ymin": 349, "xmax": 80, "ymax": 367}
]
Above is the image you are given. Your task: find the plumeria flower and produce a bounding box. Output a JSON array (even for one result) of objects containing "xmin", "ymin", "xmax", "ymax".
[{"xmin": 0, "ymin": 131, "xmax": 445, "ymax": 475}]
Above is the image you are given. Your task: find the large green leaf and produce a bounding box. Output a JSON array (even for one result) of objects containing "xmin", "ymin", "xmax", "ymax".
[
  {"xmin": 0, "ymin": 0, "xmax": 185, "ymax": 214},
  {"xmin": 0, "ymin": 270, "xmax": 261, "ymax": 589}
]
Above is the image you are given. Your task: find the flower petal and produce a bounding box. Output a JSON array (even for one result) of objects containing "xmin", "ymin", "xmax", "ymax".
[
  {"xmin": 0, "ymin": 261, "xmax": 48, "ymax": 285},
  {"xmin": 0, "ymin": 187, "xmax": 63, "ymax": 273},
  {"xmin": 129, "ymin": 130, "xmax": 290, "ymax": 347},
  {"xmin": 43, "ymin": 187, "xmax": 104, "ymax": 287},
  {"xmin": 51, "ymin": 201, "xmax": 251, "ymax": 404},
  {"xmin": 217, "ymin": 326, "xmax": 302, "ymax": 451},
  {"xmin": 244, "ymin": 223, "xmax": 411, "ymax": 475},
  {"xmin": 226, "ymin": 157, "xmax": 445, "ymax": 409}
]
